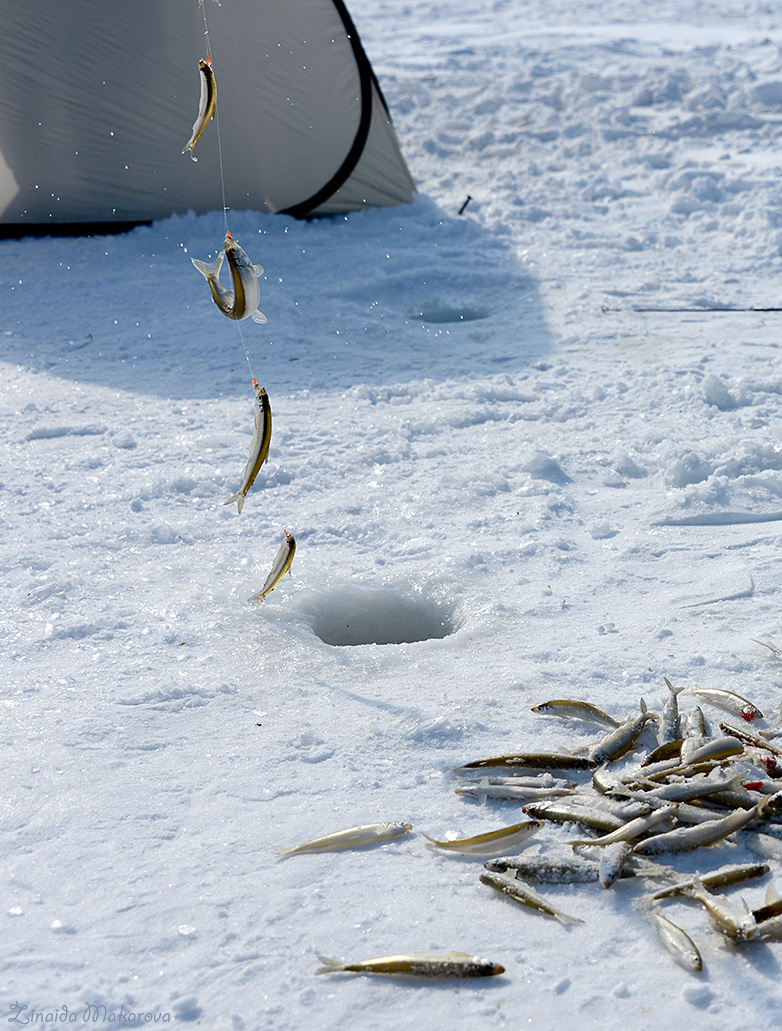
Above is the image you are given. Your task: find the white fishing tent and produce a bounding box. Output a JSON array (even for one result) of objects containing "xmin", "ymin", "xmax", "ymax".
[{"xmin": 0, "ymin": 0, "xmax": 415, "ymax": 230}]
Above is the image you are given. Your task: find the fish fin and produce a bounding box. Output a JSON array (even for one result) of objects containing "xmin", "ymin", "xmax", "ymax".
[
  {"xmin": 191, "ymin": 253, "xmax": 224, "ymax": 280},
  {"xmin": 253, "ymin": 264, "xmax": 264, "ymax": 277},
  {"xmin": 766, "ymin": 883, "xmax": 782, "ymax": 905},
  {"xmin": 251, "ymin": 309, "xmax": 268, "ymax": 325},
  {"xmin": 315, "ymin": 956, "xmax": 345, "ymax": 974},
  {"xmin": 556, "ymin": 912, "xmax": 585, "ymax": 926},
  {"xmin": 223, "ymin": 491, "xmax": 244, "ymax": 512}
]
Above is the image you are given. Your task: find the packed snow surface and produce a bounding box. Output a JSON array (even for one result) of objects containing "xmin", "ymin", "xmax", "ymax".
[{"xmin": 5, "ymin": 0, "xmax": 782, "ymax": 1027}]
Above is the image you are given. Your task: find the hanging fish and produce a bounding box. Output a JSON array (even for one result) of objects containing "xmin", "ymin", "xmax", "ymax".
[
  {"xmin": 192, "ymin": 231, "xmax": 267, "ymax": 323},
  {"xmin": 182, "ymin": 57, "xmax": 216, "ymax": 161},
  {"xmin": 224, "ymin": 380, "xmax": 271, "ymax": 513},
  {"xmin": 249, "ymin": 530, "xmax": 296, "ymax": 605}
]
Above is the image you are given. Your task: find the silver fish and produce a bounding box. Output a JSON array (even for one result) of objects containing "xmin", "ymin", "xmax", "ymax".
[
  {"xmin": 686, "ymin": 686, "xmax": 762, "ymax": 722},
  {"xmin": 523, "ymin": 800, "xmax": 625, "ymax": 834},
  {"xmin": 598, "ymin": 841, "xmax": 635, "ymax": 889},
  {"xmin": 422, "ymin": 820, "xmax": 543, "ymax": 856},
  {"xmin": 659, "ymin": 677, "xmax": 683, "ymax": 746},
  {"xmin": 182, "ymin": 57, "xmax": 216, "ymax": 160},
  {"xmin": 249, "ymin": 530, "xmax": 296, "ymax": 605},
  {"xmin": 277, "ymin": 821, "xmax": 411, "ymax": 858},
  {"xmin": 480, "ymin": 870, "xmax": 584, "ymax": 924},
  {"xmin": 315, "ymin": 952, "xmax": 504, "ymax": 978},
  {"xmin": 192, "ymin": 231, "xmax": 267, "ymax": 323},
  {"xmin": 224, "ymin": 380, "xmax": 271, "ymax": 513},
  {"xmin": 455, "ymin": 782, "xmax": 576, "ymax": 804},
  {"xmin": 646, "ymin": 862, "xmax": 771, "ymax": 901},
  {"xmin": 630, "ymin": 769, "xmax": 744, "ymax": 804},
  {"xmin": 681, "ymin": 880, "xmax": 757, "ymax": 941},
  {"xmin": 566, "ymin": 803, "xmax": 679, "ymax": 848},
  {"xmin": 641, "ymin": 905, "xmax": 702, "ymax": 972},
  {"xmin": 531, "ymin": 699, "xmax": 619, "ymax": 728},
  {"xmin": 484, "ymin": 852, "xmax": 608, "ymax": 884},
  {"xmin": 719, "ymin": 720, "xmax": 782, "ymax": 758},
  {"xmin": 588, "ymin": 699, "xmax": 657, "ymax": 764},
  {"xmin": 633, "ymin": 794, "xmax": 775, "ymax": 855}
]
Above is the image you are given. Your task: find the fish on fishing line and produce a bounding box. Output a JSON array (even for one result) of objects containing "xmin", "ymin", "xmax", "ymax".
[
  {"xmin": 192, "ymin": 232, "xmax": 267, "ymax": 323},
  {"xmin": 224, "ymin": 379, "xmax": 271, "ymax": 513},
  {"xmin": 249, "ymin": 530, "xmax": 296, "ymax": 605},
  {"xmin": 182, "ymin": 57, "xmax": 216, "ymax": 161}
]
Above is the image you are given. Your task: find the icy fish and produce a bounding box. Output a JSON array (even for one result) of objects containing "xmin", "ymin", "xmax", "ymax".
[
  {"xmin": 686, "ymin": 686, "xmax": 762, "ymax": 722},
  {"xmin": 479, "ymin": 870, "xmax": 584, "ymax": 925},
  {"xmin": 484, "ymin": 851, "xmax": 609, "ymax": 884},
  {"xmin": 632, "ymin": 769, "xmax": 745, "ymax": 804},
  {"xmin": 455, "ymin": 782, "xmax": 576, "ymax": 804},
  {"xmin": 224, "ymin": 380, "xmax": 271, "ymax": 513},
  {"xmin": 315, "ymin": 952, "xmax": 504, "ymax": 978},
  {"xmin": 530, "ymin": 699, "xmax": 620, "ymax": 728},
  {"xmin": 566, "ymin": 803, "xmax": 679, "ymax": 848},
  {"xmin": 598, "ymin": 841, "xmax": 634, "ymax": 888},
  {"xmin": 646, "ymin": 862, "xmax": 770, "ymax": 901},
  {"xmin": 276, "ymin": 821, "xmax": 411, "ymax": 858},
  {"xmin": 719, "ymin": 720, "xmax": 782, "ymax": 757},
  {"xmin": 249, "ymin": 530, "xmax": 296, "ymax": 605},
  {"xmin": 640, "ymin": 904, "xmax": 702, "ymax": 973},
  {"xmin": 182, "ymin": 57, "xmax": 216, "ymax": 160},
  {"xmin": 633, "ymin": 794, "xmax": 775, "ymax": 856},
  {"xmin": 680, "ymin": 880, "xmax": 757, "ymax": 941},
  {"xmin": 588, "ymin": 699, "xmax": 657, "ymax": 764},
  {"xmin": 192, "ymin": 231, "xmax": 267, "ymax": 323},
  {"xmin": 659, "ymin": 677, "xmax": 683, "ymax": 746},
  {"xmin": 522, "ymin": 800, "xmax": 626, "ymax": 835},
  {"xmin": 422, "ymin": 820, "xmax": 543, "ymax": 856}
]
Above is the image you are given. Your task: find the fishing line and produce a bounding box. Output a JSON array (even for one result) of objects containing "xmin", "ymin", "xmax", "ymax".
[
  {"xmin": 198, "ymin": 4, "xmax": 229, "ymax": 238},
  {"xmin": 198, "ymin": 2, "xmax": 257, "ymax": 382}
]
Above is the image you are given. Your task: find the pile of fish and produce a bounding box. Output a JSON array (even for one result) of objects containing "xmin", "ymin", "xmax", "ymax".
[
  {"xmin": 450, "ymin": 674, "xmax": 782, "ymax": 973},
  {"xmin": 275, "ymin": 670, "xmax": 782, "ymax": 979}
]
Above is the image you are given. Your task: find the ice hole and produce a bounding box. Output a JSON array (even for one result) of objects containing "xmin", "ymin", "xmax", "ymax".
[{"xmin": 297, "ymin": 585, "xmax": 457, "ymax": 647}]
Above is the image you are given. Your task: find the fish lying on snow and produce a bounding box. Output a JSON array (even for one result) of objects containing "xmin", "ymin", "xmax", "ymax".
[
  {"xmin": 588, "ymin": 699, "xmax": 657, "ymax": 765},
  {"xmin": 422, "ymin": 820, "xmax": 543, "ymax": 856},
  {"xmin": 531, "ymin": 699, "xmax": 619, "ymax": 728},
  {"xmin": 224, "ymin": 380, "xmax": 271, "ymax": 513},
  {"xmin": 316, "ymin": 952, "xmax": 504, "ymax": 978},
  {"xmin": 277, "ymin": 821, "xmax": 412, "ymax": 858},
  {"xmin": 639, "ymin": 903, "xmax": 703, "ymax": 972},
  {"xmin": 479, "ymin": 870, "xmax": 584, "ymax": 925},
  {"xmin": 685, "ymin": 686, "xmax": 762, "ymax": 722},
  {"xmin": 192, "ymin": 231, "xmax": 267, "ymax": 323}
]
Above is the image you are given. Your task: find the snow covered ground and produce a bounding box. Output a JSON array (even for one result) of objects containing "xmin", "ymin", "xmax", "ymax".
[{"xmin": 5, "ymin": 0, "xmax": 782, "ymax": 1027}]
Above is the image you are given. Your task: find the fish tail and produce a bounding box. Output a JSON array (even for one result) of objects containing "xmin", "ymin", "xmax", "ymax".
[
  {"xmin": 315, "ymin": 956, "xmax": 345, "ymax": 974},
  {"xmin": 556, "ymin": 912, "xmax": 585, "ymax": 926},
  {"xmin": 223, "ymin": 491, "xmax": 244, "ymax": 512},
  {"xmin": 248, "ymin": 590, "xmax": 265, "ymax": 605},
  {"xmin": 191, "ymin": 253, "xmax": 223, "ymax": 281}
]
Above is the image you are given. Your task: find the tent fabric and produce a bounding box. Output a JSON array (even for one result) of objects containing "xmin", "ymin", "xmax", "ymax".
[{"xmin": 0, "ymin": 0, "xmax": 416, "ymax": 228}]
